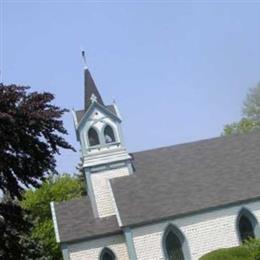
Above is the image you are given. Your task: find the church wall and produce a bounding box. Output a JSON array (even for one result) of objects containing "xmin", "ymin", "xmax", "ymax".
[
  {"xmin": 131, "ymin": 200, "xmax": 260, "ymax": 260},
  {"xmin": 90, "ymin": 166, "xmax": 130, "ymax": 218},
  {"xmin": 67, "ymin": 234, "xmax": 129, "ymax": 260}
]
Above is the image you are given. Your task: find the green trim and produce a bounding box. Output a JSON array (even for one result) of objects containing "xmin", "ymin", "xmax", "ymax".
[
  {"xmin": 99, "ymin": 247, "xmax": 116, "ymax": 260},
  {"xmin": 162, "ymin": 224, "xmax": 191, "ymax": 260},
  {"xmin": 124, "ymin": 228, "xmax": 137, "ymax": 260},
  {"xmin": 61, "ymin": 243, "xmax": 70, "ymax": 260}
]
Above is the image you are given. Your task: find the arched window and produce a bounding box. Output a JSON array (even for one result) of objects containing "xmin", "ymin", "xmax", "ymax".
[
  {"xmin": 100, "ymin": 248, "xmax": 116, "ymax": 260},
  {"xmin": 237, "ymin": 208, "xmax": 258, "ymax": 243},
  {"xmin": 163, "ymin": 224, "xmax": 189, "ymax": 260},
  {"xmin": 104, "ymin": 125, "xmax": 116, "ymax": 144},
  {"xmin": 88, "ymin": 128, "xmax": 100, "ymax": 146}
]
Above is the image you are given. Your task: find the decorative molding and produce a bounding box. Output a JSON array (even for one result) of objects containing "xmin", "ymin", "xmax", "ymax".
[
  {"xmin": 83, "ymin": 148, "xmax": 131, "ymax": 168},
  {"xmin": 77, "ymin": 102, "xmax": 121, "ymax": 130},
  {"xmin": 113, "ymin": 102, "xmax": 122, "ymax": 120},
  {"xmin": 71, "ymin": 109, "xmax": 80, "ymax": 141}
]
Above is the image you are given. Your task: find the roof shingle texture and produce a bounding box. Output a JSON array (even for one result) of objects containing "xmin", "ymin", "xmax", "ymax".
[
  {"xmin": 54, "ymin": 197, "xmax": 121, "ymax": 243},
  {"xmin": 111, "ymin": 131, "xmax": 260, "ymax": 227}
]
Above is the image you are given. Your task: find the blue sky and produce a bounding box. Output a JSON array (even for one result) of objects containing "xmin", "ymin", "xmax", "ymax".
[{"xmin": 1, "ymin": 1, "xmax": 260, "ymax": 173}]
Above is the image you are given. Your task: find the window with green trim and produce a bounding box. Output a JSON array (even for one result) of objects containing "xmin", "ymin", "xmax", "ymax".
[
  {"xmin": 100, "ymin": 248, "xmax": 115, "ymax": 260},
  {"xmin": 165, "ymin": 230, "xmax": 185, "ymax": 260},
  {"xmin": 239, "ymin": 215, "xmax": 255, "ymax": 242}
]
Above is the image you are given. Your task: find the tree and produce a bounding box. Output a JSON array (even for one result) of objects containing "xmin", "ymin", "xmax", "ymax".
[
  {"xmin": 223, "ymin": 118, "xmax": 259, "ymax": 136},
  {"xmin": 76, "ymin": 153, "xmax": 87, "ymax": 196},
  {"xmin": 0, "ymin": 84, "xmax": 74, "ymax": 258},
  {"xmin": 21, "ymin": 174, "xmax": 84, "ymax": 259},
  {"xmin": 0, "ymin": 195, "xmax": 43, "ymax": 259},
  {"xmin": 223, "ymin": 84, "xmax": 260, "ymax": 135}
]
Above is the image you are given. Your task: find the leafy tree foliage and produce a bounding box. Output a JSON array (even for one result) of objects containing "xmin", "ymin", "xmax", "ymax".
[
  {"xmin": 0, "ymin": 84, "xmax": 74, "ymax": 198},
  {"xmin": 76, "ymin": 154, "xmax": 87, "ymax": 196},
  {"xmin": 223, "ymin": 84, "xmax": 260, "ymax": 135},
  {"xmin": 0, "ymin": 84, "xmax": 74, "ymax": 258},
  {"xmin": 199, "ymin": 246, "xmax": 251, "ymax": 260},
  {"xmin": 0, "ymin": 196, "xmax": 43, "ymax": 259},
  {"xmin": 200, "ymin": 238, "xmax": 260, "ymax": 260},
  {"xmin": 21, "ymin": 174, "xmax": 84, "ymax": 259},
  {"xmin": 243, "ymin": 84, "xmax": 260, "ymax": 121},
  {"xmin": 223, "ymin": 118, "xmax": 259, "ymax": 136}
]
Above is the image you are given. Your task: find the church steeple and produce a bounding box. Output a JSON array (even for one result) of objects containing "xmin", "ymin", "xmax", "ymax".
[
  {"xmin": 73, "ymin": 56, "xmax": 132, "ymax": 218},
  {"xmin": 84, "ymin": 69, "xmax": 104, "ymax": 110},
  {"xmin": 81, "ymin": 50, "xmax": 104, "ymax": 110}
]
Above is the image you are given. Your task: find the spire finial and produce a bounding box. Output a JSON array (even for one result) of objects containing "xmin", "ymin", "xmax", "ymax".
[{"xmin": 81, "ymin": 49, "xmax": 88, "ymax": 70}]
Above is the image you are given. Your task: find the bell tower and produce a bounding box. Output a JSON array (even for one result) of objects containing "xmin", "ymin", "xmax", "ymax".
[{"xmin": 72, "ymin": 55, "xmax": 132, "ymax": 218}]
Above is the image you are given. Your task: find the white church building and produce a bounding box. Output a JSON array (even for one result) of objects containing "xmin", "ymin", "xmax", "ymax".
[{"xmin": 51, "ymin": 65, "xmax": 260, "ymax": 260}]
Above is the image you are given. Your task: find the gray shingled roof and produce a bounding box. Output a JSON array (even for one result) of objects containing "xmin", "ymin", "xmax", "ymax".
[
  {"xmin": 111, "ymin": 131, "xmax": 260, "ymax": 227},
  {"xmin": 54, "ymin": 131, "xmax": 260, "ymax": 242},
  {"xmin": 54, "ymin": 197, "xmax": 121, "ymax": 243}
]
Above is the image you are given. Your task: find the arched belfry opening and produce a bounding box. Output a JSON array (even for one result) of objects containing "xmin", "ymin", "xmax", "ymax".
[
  {"xmin": 104, "ymin": 125, "xmax": 116, "ymax": 144},
  {"xmin": 163, "ymin": 224, "xmax": 190, "ymax": 260},
  {"xmin": 237, "ymin": 208, "xmax": 258, "ymax": 243},
  {"xmin": 88, "ymin": 127, "xmax": 100, "ymax": 146},
  {"xmin": 100, "ymin": 247, "xmax": 116, "ymax": 260}
]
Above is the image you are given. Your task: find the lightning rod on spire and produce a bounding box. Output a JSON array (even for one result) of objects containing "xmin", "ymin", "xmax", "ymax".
[{"xmin": 81, "ymin": 49, "xmax": 88, "ymax": 70}]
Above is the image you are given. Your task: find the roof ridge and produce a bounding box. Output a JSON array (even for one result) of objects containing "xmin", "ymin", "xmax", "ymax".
[{"xmin": 131, "ymin": 131, "xmax": 258, "ymax": 156}]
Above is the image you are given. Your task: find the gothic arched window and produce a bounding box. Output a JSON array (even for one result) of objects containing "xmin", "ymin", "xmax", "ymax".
[
  {"xmin": 163, "ymin": 225, "xmax": 189, "ymax": 260},
  {"xmin": 100, "ymin": 248, "xmax": 116, "ymax": 260},
  {"xmin": 104, "ymin": 125, "xmax": 116, "ymax": 144},
  {"xmin": 237, "ymin": 208, "xmax": 257, "ymax": 243},
  {"xmin": 88, "ymin": 127, "xmax": 100, "ymax": 146}
]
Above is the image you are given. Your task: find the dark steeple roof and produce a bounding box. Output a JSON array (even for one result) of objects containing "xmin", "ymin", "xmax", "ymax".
[{"xmin": 84, "ymin": 68, "xmax": 104, "ymax": 110}]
